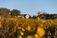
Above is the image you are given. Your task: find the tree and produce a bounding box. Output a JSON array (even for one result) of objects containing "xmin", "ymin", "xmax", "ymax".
[
  {"xmin": 0, "ymin": 8, "xmax": 10, "ymax": 17},
  {"xmin": 11, "ymin": 9, "xmax": 21, "ymax": 16},
  {"xmin": 37, "ymin": 11, "xmax": 47, "ymax": 15}
]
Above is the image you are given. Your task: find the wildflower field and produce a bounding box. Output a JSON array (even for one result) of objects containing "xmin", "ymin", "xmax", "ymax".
[{"xmin": 0, "ymin": 16, "xmax": 57, "ymax": 38}]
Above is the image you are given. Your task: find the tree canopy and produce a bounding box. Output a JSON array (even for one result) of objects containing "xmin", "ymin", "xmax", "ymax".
[{"xmin": 11, "ymin": 9, "xmax": 21, "ymax": 16}]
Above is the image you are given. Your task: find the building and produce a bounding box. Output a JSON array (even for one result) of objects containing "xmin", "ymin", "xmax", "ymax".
[{"xmin": 18, "ymin": 14, "xmax": 27, "ymax": 18}]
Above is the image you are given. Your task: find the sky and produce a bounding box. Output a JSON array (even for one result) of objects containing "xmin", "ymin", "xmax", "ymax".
[{"xmin": 0, "ymin": 0, "xmax": 57, "ymax": 16}]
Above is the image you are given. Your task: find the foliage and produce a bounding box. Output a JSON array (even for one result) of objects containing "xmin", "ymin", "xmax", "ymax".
[
  {"xmin": 11, "ymin": 9, "xmax": 20, "ymax": 16},
  {"xmin": 0, "ymin": 8, "xmax": 10, "ymax": 17}
]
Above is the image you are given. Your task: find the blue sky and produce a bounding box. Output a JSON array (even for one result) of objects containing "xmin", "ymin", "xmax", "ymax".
[{"xmin": 0, "ymin": 0, "xmax": 57, "ymax": 16}]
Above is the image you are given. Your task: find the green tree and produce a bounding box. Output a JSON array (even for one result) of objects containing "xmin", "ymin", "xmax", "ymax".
[{"xmin": 11, "ymin": 9, "xmax": 21, "ymax": 16}]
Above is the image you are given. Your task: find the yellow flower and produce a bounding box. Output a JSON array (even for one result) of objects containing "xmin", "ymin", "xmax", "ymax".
[
  {"xmin": 27, "ymin": 26, "xmax": 31, "ymax": 31},
  {"xmin": 18, "ymin": 36, "xmax": 22, "ymax": 38},
  {"xmin": 35, "ymin": 34, "xmax": 40, "ymax": 38},
  {"xmin": 22, "ymin": 28, "xmax": 25, "ymax": 31},
  {"xmin": 27, "ymin": 35, "xmax": 33, "ymax": 38},
  {"xmin": 20, "ymin": 32, "xmax": 24, "ymax": 36},
  {"xmin": 36, "ymin": 27, "xmax": 45, "ymax": 38}
]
